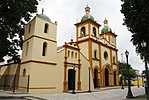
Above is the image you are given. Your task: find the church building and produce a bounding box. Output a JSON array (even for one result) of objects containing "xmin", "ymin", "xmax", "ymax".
[{"xmin": 0, "ymin": 5, "xmax": 119, "ymax": 93}]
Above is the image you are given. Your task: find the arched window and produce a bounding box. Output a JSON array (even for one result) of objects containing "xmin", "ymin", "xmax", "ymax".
[
  {"xmin": 81, "ymin": 26, "xmax": 86, "ymax": 36},
  {"xmin": 42, "ymin": 42, "xmax": 47, "ymax": 56},
  {"xmin": 94, "ymin": 49, "xmax": 97, "ymax": 59},
  {"xmin": 28, "ymin": 24, "xmax": 31, "ymax": 33},
  {"xmin": 44, "ymin": 23, "xmax": 49, "ymax": 33},
  {"xmin": 75, "ymin": 52, "xmax": 77, "ymax": 59},
  {"xmin": 23, "ymin": 68, "xmax": 26, "ymax": 77},
  {"xmin": 71, "ymin": 51, "xmax": 74, "ymax": 58},
  {"xmin": 68, "ymin": 50, "xmax": 70, "ymax": 57},
  {"xmin": 93, "ymin": 27, "xmax": 97, "ymax": 37},
  {"xmin": 113, "ymin": 56, "xmax": 116, "ymax": 63},
  {"xmin": 26, "ymin": 42, "xmax": 29, "ymax": 56}
]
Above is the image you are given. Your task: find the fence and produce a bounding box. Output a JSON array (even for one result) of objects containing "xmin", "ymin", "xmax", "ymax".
[{"xmin": 0, "ymin": 74, "xmax": 30, "ymax": 93}]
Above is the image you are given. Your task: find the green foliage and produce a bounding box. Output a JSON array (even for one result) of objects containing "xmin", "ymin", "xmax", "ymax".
[
  {"xmin": 0, "ymin": 0, "xmax": 39, "ymax": 62},
  {"xmin": 119, "ymin": 61, "xmax": 136, "ymax": 79},
  {"xmin": 121, "ymin": 0, "xmax": 149, "ymax": 62}
]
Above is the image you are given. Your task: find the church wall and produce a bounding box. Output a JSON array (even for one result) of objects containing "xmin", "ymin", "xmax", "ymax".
[
  {"xmin": 100, "ymin": 45, "xmax": 111, "ymax": 66},
  {"xmin": 110, "ymin": 35, "xmax": 116, "ymax": 46},
  {"xmin": 79, "ymin": 42, "xmax": 89, "ymax": 60},
  {"xmin": 18, "ymin": 63, "xmax": 31, "ymax": 92},
  {"xmin": 31, "ymin": 37, "xmax": 57, "ymax": 63},
  {"xmin": 21, "ymin": 38, "xmax": 34, "ymax": 62},
  {"xmin": 24, "ymin": 17, "xmax": 36, "ymax": 40},
  {"xmin": 112, "ymin": 50, "xmax": 117, "ymax": 70},
  {"xmin": 0, "ymin": 65, "xmax": 8, "ymax": 75},
  {"xmin": 92, "ymin": 42, "xmax": 100, "ymax": 68},
  {"xmin": 56, "ymin": 49, "xmax": 65, "ymax": 92},
  {"xmin": 80, "ymin": 54, "xmax": 94, "ymax": 91},
  {"xmin": 8, "ymin": 63, "xmax": 19, "ymax": 75},
  {"xmin": 34, "ymin": 17, "xmax": 57, "ymax": 41},
  {"xmin": 67, "ymin": 48, "xmax": 78, "ymax": 64},
  {"xmin": 19, "ymin": 62, "xmax": 61, "ymax": 93}
]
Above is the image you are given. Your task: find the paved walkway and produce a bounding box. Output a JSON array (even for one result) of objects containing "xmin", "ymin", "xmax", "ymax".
[{"xmin": 0, "ymin": 86, "xmax": 145, "ymax": 100}]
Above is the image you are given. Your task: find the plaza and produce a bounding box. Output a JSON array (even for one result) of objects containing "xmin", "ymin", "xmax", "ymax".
[{"xmin": 0, "ymin": 86, "xmax": 145, "ymax": 100}]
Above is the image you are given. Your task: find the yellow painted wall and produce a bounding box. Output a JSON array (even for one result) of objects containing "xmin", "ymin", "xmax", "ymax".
[
  {"xmin": 100, "ymin": 45, "xmax": 110, "ymax": 66},
  {"xmin": 79, "ymin": 42, "xmax": 89, "ymax": 60},
  {"xmin": 131, "ymin": 79, "xmax": 144, "ymax": 86},
  {"xmin": 80, "ymin": 53, "xmax": 94, "ymax": 91}
]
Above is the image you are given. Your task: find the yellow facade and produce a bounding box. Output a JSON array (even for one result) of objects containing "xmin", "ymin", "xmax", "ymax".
[{"xmin": 0, "ymin": 6, "xmax": 119, "ymax": 93}]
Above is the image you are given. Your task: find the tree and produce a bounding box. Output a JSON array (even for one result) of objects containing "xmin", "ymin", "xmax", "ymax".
[
  {"xmin": 0, "ymin": 0, "xmax": 39, "ymax": 62},
  {"xmin": 119, "ymin": 61, "xmax": 136, "ymax": 79},
  {"xmin": 120, "ymin": 0, "xmax": 149, "ymax": 62}
]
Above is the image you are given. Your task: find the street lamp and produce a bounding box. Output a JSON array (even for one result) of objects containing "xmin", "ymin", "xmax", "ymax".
[
  {"xmin": 121, "ymin": 74, "xmax": 124, "ymax": 89},
  {"xmin": 141, "ymin": 41, "xmax": 149, "ymax": 98},
  {"xmin": 88, "ymin": 67, "xmax": 91, "ymax": 92},
  {"xmin": 72, "ymin": 66, "xmax": 76, "ymax": 94},
  {"xmin": 142, "ymin": 73, "xmax": 144, "ymax": 87},
  {"xmin": 125, "ymin": 50, "xmax": 134, "ymax": 98}
]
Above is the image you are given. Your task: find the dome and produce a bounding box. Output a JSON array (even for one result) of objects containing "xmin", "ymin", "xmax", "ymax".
[
  {"xmin": 81, "ymin": 14, "xmax": 94, "ymax": 21},
  {"xmin": 37, "ymin": 14, "xmax": 51, "ymax": 22},
  {"xmin": 101, "ymin": 26, "xmax": 112, "ymax": 33},
  {"xmin": 81, "ymin": 5, "xmax": 95, "ymax": 22},
  {"xmin": 36, "ymin": 8, "xmax": 51, "ymax": 22},
  {"xmin": 101, "ymin": 19, "xmax": 112, "ymax": 33}
]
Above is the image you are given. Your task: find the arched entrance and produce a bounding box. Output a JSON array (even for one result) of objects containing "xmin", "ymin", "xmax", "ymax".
[
  {"xmin": 105, "ymin": 68, "xmax": 109, "ymax": 86},
  {"xmin": 114, "ymin": 71, "xmax": 117, "ymax": 85},
  {"xmin": 68, "ymin": 69, "xmax": 75, "ymax": 90},
  {"xmin": 94, "ymin": 68, "xmax": 98, "ymax": 88}
]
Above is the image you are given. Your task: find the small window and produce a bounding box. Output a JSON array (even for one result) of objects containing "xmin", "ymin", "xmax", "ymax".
[
  {"xmin": 23, "ymin": 68, "xmax": 26, "ymax": 77},
  {"xmin": 71, "ymin": 51, "xmax": 74, "ymax": 58},
  {"xmin": 42, "ymin": 42, "xmax": 47, "ymax": 56},
  {"xmin": 113, "ymin": 56, "xmax": 116, "ymax": 63},
  {"xmin": 26, "ymin": 42, "xmax": 29, "ymax": 56},
  {"xmin": 81, "ymin": 27, "xmax": 85, "ymax": 36},
  {"xmin": 93, "ymin": 27, "xmax": 96, "ymax": 37},
  {"xmin": 44, "ymin": 23, "xmax": 49, "ymax": 33},
  {"xmin": 104, "ymin": 51, "xmax": 108, "ymax": 60},
  {"xmin": 28, "ymin": 24, "xmax": 31, "ymax": 33},
  {"xmin": 94, "ymin": 50, "xmax": 97, "ymax": 59},
  {"xmin": 75, "ymin": 52, "xmax": 77, "ymax": 59},
  {"xmin": 68, "ymin": 50, "xmax": 70, "ymax": 57}
]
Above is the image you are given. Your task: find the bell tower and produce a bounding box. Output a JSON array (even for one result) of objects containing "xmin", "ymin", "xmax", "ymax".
[
  {"xmin": 100, "ymin": 19, "xmax": 117, "ymax": 48},
  {"xmin": 75, "ymin": 5, "xmax": 101, "ymax": 42},
  {"xmin": 19, "ymin": 11, "xmax": 58, "ymax": 93}
]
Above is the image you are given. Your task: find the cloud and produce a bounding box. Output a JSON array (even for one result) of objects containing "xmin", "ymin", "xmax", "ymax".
[{"xmin": 37, "ymin": 0, "xmax": 144, "ymax": 73}]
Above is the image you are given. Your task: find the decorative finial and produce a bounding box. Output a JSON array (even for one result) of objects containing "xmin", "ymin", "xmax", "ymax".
[
  {"xmin": 85, "ymin": 5, "xmax": 90, "ymax": 14},
  {"xmin": 42, "ymin": 8, "xmax": 44, "ymax": 14},
  {"xmin": 104, "ymin": 18, "xmax": 108, "ymax": 26}
]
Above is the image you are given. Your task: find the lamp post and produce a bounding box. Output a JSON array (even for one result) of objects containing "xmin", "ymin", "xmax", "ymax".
[
  {"xmin": 72, "ymin": 66, "xmax": 76, "ymax": 94},
  {"xmin": 121, "ymin": 74, "xmax": 124, "ymax": 89},
  {"xmin": 125, "ymin": 50, "xmax": 134, "ymax": 98},
  {"xmin": 142, "ymin": 73, "xmax": 144, "ymax": 87},
  {"xmin": 141, "ymin": 41, "xmax": 149, "ymax": 99},
  {"xmin": 88, "ymin": 67, "xmax": 91, "ymax": 92},
  {"xmin": 120, "ymin": 74, "xmax": 124, "ymax": 89}
]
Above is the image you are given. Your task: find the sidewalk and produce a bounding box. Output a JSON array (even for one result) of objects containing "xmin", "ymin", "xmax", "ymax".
[{"xmin": 0, "ymin": 86, "xmax": 145, "ymax": 100}]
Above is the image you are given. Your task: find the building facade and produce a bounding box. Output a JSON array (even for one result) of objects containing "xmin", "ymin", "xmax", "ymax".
[{"xmin": 0, "ymin": 6, "xmax": 119, "ymax": 93}]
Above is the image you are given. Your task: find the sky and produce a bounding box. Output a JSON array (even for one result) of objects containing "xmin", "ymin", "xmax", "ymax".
[{"xmin": 36, "ymin": 0, "xmax": 145, "ymax": 73}]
